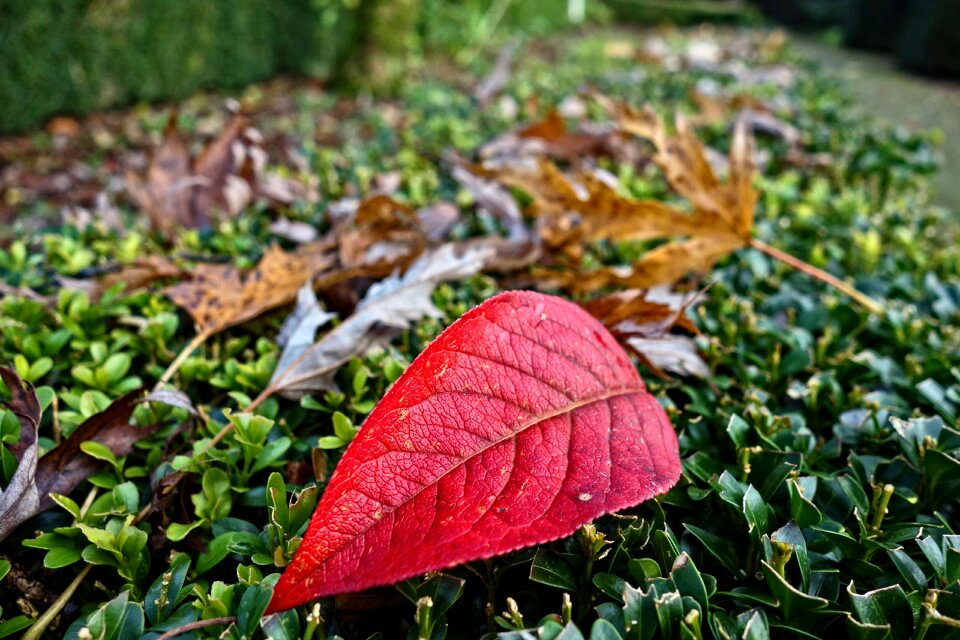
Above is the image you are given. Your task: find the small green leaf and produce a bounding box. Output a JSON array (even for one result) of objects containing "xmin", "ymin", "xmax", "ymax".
[
  {"xmin": 847, "ymin": 583, "xmax": 913, "ymax": 640},
  {"xmin": 236, "ymin": 584, "xmax": 273, "ymax": 638},
  {"xmin": 589, "ymin": 618, "xmax": 623, "ymax": 640},
  {"xmin": 166, "ymin": 521, "xmax": 203, "ymax": 542},
  {"xmin": 261, "ymin": 610, "xmax": 301, "ymax": 640},
  {"xmin": 79, "ymin": 441, "xmax": 118, "ymax": 465},
  {"xmin": 530, "ymin": 549, "xmax": 579, "ymax": 591},
  {"xmin": 671, "ymin": 553, "xmax": 709, "ymax": 613},
  {"xmin": 684, "ymin": 524, "xmax": 741, "ymax": 576}
]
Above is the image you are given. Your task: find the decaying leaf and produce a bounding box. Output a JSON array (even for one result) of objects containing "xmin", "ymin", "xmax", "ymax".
[
  {"xmin": 475, "ymin": 102, "xmax": 758, "ymax": 291},
  {"xmin": 125, "ymin": 113, "xmax": 307, "ymax": 238},
  {"xmin": 0, "ymin": 366, "xmax": 41, "ymax": 542},
  {"xmin": 273, "ymin": 282, "xmax": 337, "ymax": 379},
  {"xmin": 337, "ymin": 195, "xmax": 425, "ymax": 270},
  {"xmin": 267, "ymin": 291, "xmax": 680, "ymax": 611},
  {"xmin": 165, "ymin": 242, "xmax": 335, "ymax": 336},
  {"xmin": 143, "ymin": 388, "xmax": 199, "ymax": 416},
  {"xmin": 474, "ymin": 39, "xmax": 518, "ymax": 107},
  {"xmin": 480, "ymin": 108, "xmax": 623, "ymax": 164},
  {"xmin": 35, "ymin": 390, "xmax": 152, "ymax": 511},
  {"xmin": 270, "ymin": 217, "xmax": 319, "ymax": 244},
  {"xmin": 486, "ymin": 160, "xmax": 701, "ymax": 256},
  {"xmin": 450, "ymin": 163, "xmax": 529, "ymax": 243},
  {"xmin": 581, "ymin": 288, "xmax": 708, "ymax": 378},
  {"xmin": 416, "ymin": 202, "xmax": 461, "ymax": 242},
  {"xmin": 264, "ymin": 243, "xmax": 493, "ymax": 400},
  {"xmin": 0, "ymin": 372, "xmax": 153, "ymax": 542}
]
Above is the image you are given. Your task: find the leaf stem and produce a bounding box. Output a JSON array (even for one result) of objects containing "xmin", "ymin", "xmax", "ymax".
[
  {"xmin": 156, "ymin": 330, "xmax": 212, "ymax": 389},
  {"xmin": 154, "ymin": 616, "xmax": 236, "ymax": 640},
  {"xmin": 22, "ymin": 564, "xmax": 92, "ymax": 640},
  {"xmin": 748, "ymin": 238, "xmax": 885, "ymax": 315}
]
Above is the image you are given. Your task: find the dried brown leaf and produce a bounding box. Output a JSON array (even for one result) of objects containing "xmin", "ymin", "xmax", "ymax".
[
  {"xmin": 337, "ymin": 195, "xmax": 425, "ymax": 270},
  {"xmin": 492, "ymin": 101, "xmax": 761, "ymax": 291},
  {"xmin": 581, "ymin": 288, "xmax": 707, "ymax": 378},
  {"xmin": 124, "ymin": 112, "xmax": 198, "ymax": 236},
  {"xmin": 35, "ymin": 390, "xmax": 153, "ymax": 511},
  {"xmin": 0, "ymin": 366, "xmax": 40, "ymax": 542},
  {"xmin": 125, "ymin": 114, "xmax": 291, "ymax": 238},
  {"xmin": 263, "ymin": 243, "xmax": 493, "ymax": 400},
  {"xmin": 417, "ymin": 202, "xmax": 461, "ymax": 242},
  {"xmin": 165, "ymin": 242, "xmax": 335, "ymax": 336},
  {"xmin": 481, "ymin": 109, "xmax": 620, "ymax": 164},
  {"xmin": 68, "ymin": 256, "xmax": 186, "ymax": 300},
  {"xmin": 451, "ymin": 162, "xmax": 529, "ymax": 243}
]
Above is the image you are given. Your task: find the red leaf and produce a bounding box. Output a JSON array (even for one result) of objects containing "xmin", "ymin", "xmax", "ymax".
[{"xmin": 267, "ymin": 290, "xmax": 680, "ymax": 613}]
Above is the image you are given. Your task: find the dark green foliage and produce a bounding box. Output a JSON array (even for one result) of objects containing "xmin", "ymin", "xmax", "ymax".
[
  {"xmin": 0, "ymin": 0, "xmax": 349, "ymax": 133},
  {"xmin": 0, "ymin": 28, "xmax": 958, "ymax": 640}
]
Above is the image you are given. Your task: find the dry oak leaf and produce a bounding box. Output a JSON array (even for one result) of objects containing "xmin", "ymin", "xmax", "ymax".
[
  {"xmin": 482, "ymin": 160, "xmax": 702, "ymax": 255},
  {"xmin": 267, "ymin": 290, "xmax": 680, "ymax": 611},
  {"xmin": 264, "ymin": 243, "xmax": 493, "ymax": 400},
  {"xmin": 165, "ymin": 242, "xmax": 335, "ymax": 336}
]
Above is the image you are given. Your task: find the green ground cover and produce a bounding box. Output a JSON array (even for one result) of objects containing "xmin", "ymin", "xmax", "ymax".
[{"xmin": 0, "ymin": 27, "xmax": 958, "ymax": 640}]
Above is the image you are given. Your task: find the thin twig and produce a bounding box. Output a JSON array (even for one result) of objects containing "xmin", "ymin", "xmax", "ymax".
[
  {"xmin": 22, "ymin": 565, "xmax": 92, "ymax": 640},
  {"xmin": 156, "ymin": 330, "xmax": 211, "ymax": 388},
  {"xmin": 749, "ymin": 237, "xmax": 885, "ymax": 315},
  {"xmin": 155, "ymin": 616, "xmax": 236, "ymax": 640}
]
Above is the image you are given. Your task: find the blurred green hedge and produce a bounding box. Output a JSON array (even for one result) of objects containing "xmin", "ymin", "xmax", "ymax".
[
  {"xmin": 0, "ymin": 0, "xmax": 594, "ymax": 134},
  {"xmin": 0, "ymin": 0, "xmax": 360, "ymax": 134}
]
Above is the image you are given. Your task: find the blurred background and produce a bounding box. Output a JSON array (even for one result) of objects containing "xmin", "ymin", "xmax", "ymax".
[{"xmin": 2, "ymin": 0, "xmax": 957, "ymax": 135}]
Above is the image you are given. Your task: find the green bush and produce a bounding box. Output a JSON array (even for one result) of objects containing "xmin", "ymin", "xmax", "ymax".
[{"xmin": 0, "ymin": 0, "xmax": 348, "ymax": 133}]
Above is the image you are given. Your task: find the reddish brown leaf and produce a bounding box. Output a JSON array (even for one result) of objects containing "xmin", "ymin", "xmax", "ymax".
[
  {"xmin": 267, "ymin": 290, "xmax": 680, "ymax": 612},
  {"xmin": 480, "ymin": 109, "xmax": 624, "ymax": 164},
  {"xmin": 337, "ymin": 195, "xmax": 425, "ymax": 270},
  {"xmin": 581, "ymin": 289, "xmax": 708, "ymax": 379},
  {"xmin": 35, "ymin": 389, "xmax": 154, "ymax": 510},
  {"xmin": 125, "ymin": 113, "xmax": 290, "ymax": 238},
  {"xmin": 0, "ymin": 366, "xmax": 40, "ymax": 541}
]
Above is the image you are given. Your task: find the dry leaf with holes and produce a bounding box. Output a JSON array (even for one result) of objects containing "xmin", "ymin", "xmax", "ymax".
[{"xmin": 165, "ymin": 243, "xmax": 335, "ymax": 336}]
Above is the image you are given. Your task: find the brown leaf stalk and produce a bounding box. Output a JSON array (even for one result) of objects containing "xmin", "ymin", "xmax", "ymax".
[{"xmin": 749, "ymin": 238, "xmax": 884, "ymax": 315}]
